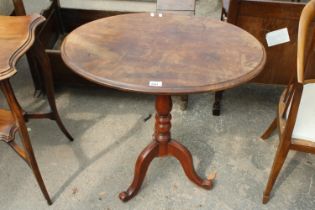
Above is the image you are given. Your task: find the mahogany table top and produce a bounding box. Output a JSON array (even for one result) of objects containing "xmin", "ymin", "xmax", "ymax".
[
  {"xmin": 0, "ymin": 14, "xmax": 44, "ymax": 81},
  {"xmin": 61, "ymin": 13, "xmax": 266, "ymax": 94}
]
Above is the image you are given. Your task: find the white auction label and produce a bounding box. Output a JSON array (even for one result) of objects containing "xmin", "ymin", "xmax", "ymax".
[
  {"xmin": 149, "ymin": 81, "xmax": 163, "ymax": 87},
  {"xmin": 266, "ymin": 28, "xmax": 290, "ymax": 47}
]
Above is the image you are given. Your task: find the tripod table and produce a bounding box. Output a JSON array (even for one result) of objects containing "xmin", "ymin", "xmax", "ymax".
[{"xmin": 61, "ymin": 13, "xmax": 266, "ymax": 201}]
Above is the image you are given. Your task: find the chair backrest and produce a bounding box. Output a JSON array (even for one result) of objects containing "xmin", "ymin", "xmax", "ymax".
[{"xmin": 297, "ymin": 0, "xmax": 315, "ymax": 83}]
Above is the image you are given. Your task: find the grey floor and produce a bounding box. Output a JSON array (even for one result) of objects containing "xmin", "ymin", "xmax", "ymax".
[{"xmin": 1, "ymin": 0, "xmax": 315, "ymax": 210}]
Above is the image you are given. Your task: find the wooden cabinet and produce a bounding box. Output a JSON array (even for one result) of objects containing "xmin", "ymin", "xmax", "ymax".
[{"xmin": 226, "ymin": 0, "xmax": 314, "ymax": 85}]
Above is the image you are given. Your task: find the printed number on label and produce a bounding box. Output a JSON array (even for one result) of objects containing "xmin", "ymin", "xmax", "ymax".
[{"xmin": 149, "ymin": 81, "xmax": 162, "ymax": 87}]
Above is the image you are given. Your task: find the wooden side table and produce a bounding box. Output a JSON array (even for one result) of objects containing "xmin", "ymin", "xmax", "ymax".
[
  {"xmin": 61, "ymin": 13, "xmax": 266, "ymax": 201},
  {"xmin": 0, "ymin": 14, "xmax": 52, "ymax": 204}
]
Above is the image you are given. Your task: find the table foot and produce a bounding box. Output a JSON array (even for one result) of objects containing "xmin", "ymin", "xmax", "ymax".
[
  {"xmin": 168, "ymin": 140, "xmax": 212, "ymax": 189},
  {"xmin": 119, "ymin": 140, "xmax": 212, "ymax": 202},
  {"xmin": 262, "ymin": 194, "xmax": 270, "ymax": 204},
  {"xmin": 119, "ymin": 141, "xmax": 159, "ymax": 202}
]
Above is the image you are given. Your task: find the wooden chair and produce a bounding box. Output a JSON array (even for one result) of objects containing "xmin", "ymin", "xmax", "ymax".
[
  {"xmin": 0, "ymin": 14, "xmax": 55, "ymax": 204},
  {"xmin": 261, "ymin": 0, "xmax": 315, "ymax": 203}
]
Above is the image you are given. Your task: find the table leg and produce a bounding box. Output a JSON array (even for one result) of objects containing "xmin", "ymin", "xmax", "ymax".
[{"xmin": 119, "ymin": 95, "xmax": 212, "ymax": 202}]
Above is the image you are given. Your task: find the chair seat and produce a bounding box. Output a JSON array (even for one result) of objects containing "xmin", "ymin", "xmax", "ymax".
[
  {"xmin": 291, "ymin": 83, "xmax": 315, "ymax": 142},
  {"xmin": 0, "ymin": 109, "xmax": 18, "ymax": 143}
]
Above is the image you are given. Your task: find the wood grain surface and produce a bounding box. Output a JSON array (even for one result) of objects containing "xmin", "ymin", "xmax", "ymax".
[
  {"xmin": 62, "ymin": 13, "xmax": 266, "ymax": 94},
  {"xmin": 0, "ymin": 14, "xmax": 45, "ymax": 80}
]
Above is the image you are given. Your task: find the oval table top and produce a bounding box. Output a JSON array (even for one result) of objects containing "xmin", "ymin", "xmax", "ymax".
[{"xmin": 61, "ymin": 13, "xmax": 266, "ymax": 94}]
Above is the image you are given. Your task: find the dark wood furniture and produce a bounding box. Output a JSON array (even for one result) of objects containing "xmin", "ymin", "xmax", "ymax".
[
  {"xmin": 61, "ymin": 13, "xmax": 266, "ymax": 201},
  {"xmin": 214, "ymin": 0, "xmax": 313, "ymax": 116},
  {"xmin": 0, "ymin": 14, "xmax": 52, "ymax": 205},
  {"xmin": 261, "ymin": 0, "xmax": 315, "ymax": 204},
  {"xmin": 7, "ymin": 2, "xmax": 74, "ymax": 141}
]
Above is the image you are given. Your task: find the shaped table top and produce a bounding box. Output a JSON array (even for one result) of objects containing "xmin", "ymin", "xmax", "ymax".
[{"xmin": 0, "ymin": 14, "xmax": 44, "ymax": 81}]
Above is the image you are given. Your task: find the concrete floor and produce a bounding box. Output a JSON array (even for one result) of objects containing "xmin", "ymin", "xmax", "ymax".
[{"xmin": 1, "ymin": 0, "xmax": 315, "ymax": 210}]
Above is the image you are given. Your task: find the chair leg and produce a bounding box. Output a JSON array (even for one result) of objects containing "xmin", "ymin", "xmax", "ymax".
[
  {"xmin": 33, "ymin": 40, "xmax": 74, "ymax": 141},
  {"xmin": 12, "ymin": 0, "xmax": 27, "ymax": 15},
  {"xmin": 261, "ymin": 118, "xmax": 277, "ymax": 140},
  {"xmin": 1, "ymin": 80, "xmax": 52, "ymax": 205},
  {"xmin": 179, "ymin": 95, "xmax": 188, "ymax": 110},
  {"xmin": 212, "ymin": 91, "xmax": 223, "ymax": 116},
  {"xmin": 262, "ymin": 140, "xmax": 290, "ymax": 204}
]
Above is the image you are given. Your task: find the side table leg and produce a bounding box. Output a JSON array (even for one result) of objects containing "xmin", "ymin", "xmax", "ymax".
[
  {"xmin": 26, "ymin": 40, "xmax": 74, "ymax": 141},
  {"xmin": 119, "ymin": 95, "xmax": 213, "ymax": 202},
  {"xmin": 168, "ymin": 140, "xmax": 212, "ymax": 189},
  {"xmin": 119, "ymin": 141, "xmax": 159, "ymax": 202}
]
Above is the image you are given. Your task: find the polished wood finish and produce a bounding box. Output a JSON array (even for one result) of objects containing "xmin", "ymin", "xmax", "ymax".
[
  {"xmin": 297, "ymin": 0, "xmax": 315, "ymax": 84},
  {"xmin": 61, "ymin": 13, "xmax": 266, "ymax": 201},
  {"xmin": 62, "ymin": 13, "xmax": 266, "ymax": 95},
  {"xmin": 0, "ymin": 15, "xmax": 41, "ymax": 79},
  {"xmin": 215, "ymin": 0, "xmax": 314, "ymax": 116},
  {"xmin": 261, "ymin": 0, "xmax": 315, "ymax": 203},
  {"xmin": 119, "ymin": 95, "xmax": 212, "ymax": 201},
  {"xmin": 0, "ymin": 14, "xmax": 52, "ymax": 205}
]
